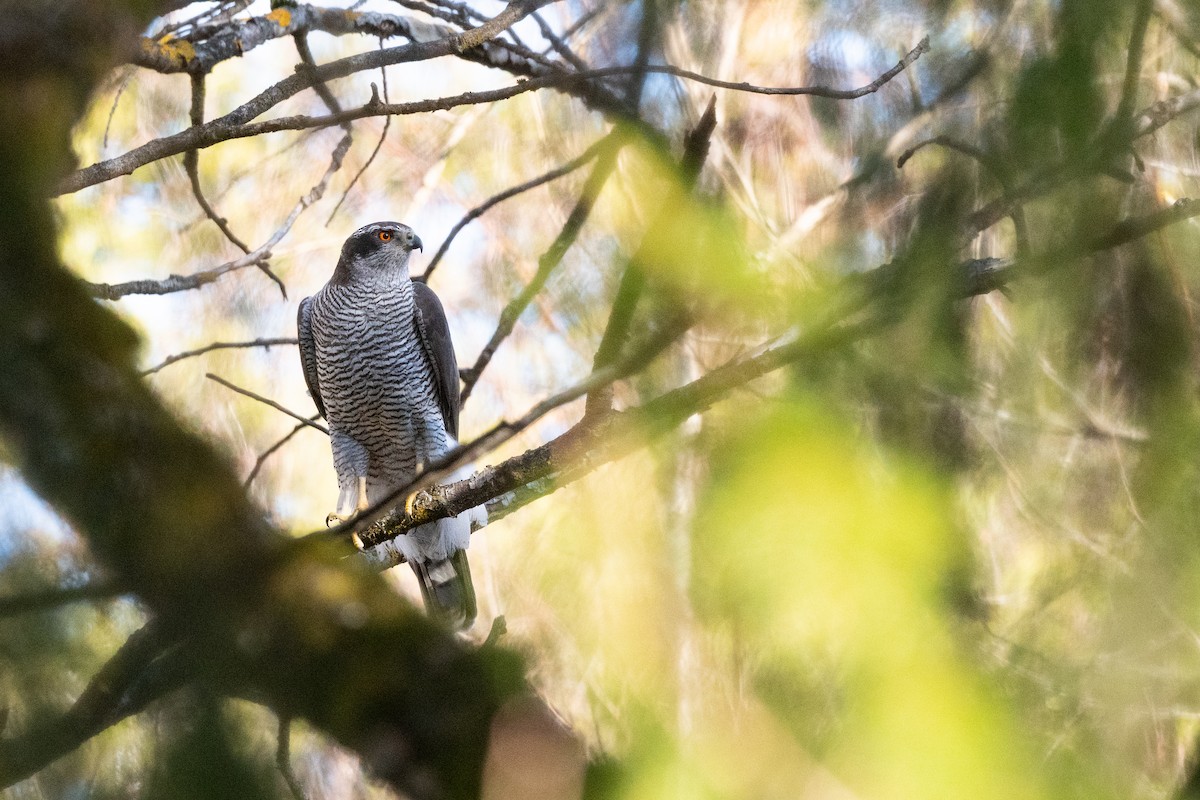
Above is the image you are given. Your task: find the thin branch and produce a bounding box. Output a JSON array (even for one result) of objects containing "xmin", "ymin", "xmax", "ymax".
[
  {"xmin": 0, "ymin": 581, "xmax": 125, "ymax": 617},
  {"xmin": 531, "ymin": 10, "xmax": 589, "ymax": 71},
  {"xmin": 276, "ymin": 715, "xmax": 306, "ymax": 800},
  {"xmin": 897, "ymin": 135, "xmax": 1030, "ymax": 254},
  {"xmin": 326, "ymin": 74, "xmax": 391, "ymax": 224},
  {"xmin": 62, "ymin": 33, "xmax": 927, "ymax": 196},
  {"xmin": 293, "ymin": 30, "xmax": 347, "ymax": 122},
  {"xmin": 88, "ymin": 127, "xmax": 352, "ymax": 300},
  {"xmin": 86, "ymin": 247, "xmax": 273, "ymax": 299},
  {"xmin": 1087, "ymin": 197, "xmax": 1200, "ymax": 252},
  {"xmin": 185, "ymin": 73, "xmax": 249, "ymax": 253},
  {"xmin": 1117, "ymin": 0, "xmax": 1155, "ymax": 124},
  {"xmin": 206, "ymin": 373, "xmax": 330, "ymax": 435},
  {"xmin": 141, "ymin": 337, "xmax": 299, "ymax": 376},
  {"xmin": 102, "ymin": 68, "xmax": 136, "ymax": 150},
  {"xmin": 458, "ymin": 131, "xmax": 625, "ymax": 405},
  {"xmin": 184, "ymin": 72, "xmax": 288, "ymax": 297},
  {"xmin": 593, "ymin": 37, "xmax": 931, "ymax": 99},
  {"xmin": 245, "ymin": 416, "xmax": 321, "ymax": 489},
  {"xmin": 420, "ymin": 136, "xmax": 606, "ymax": 281},
  {"xmin": 584, "ymin": 96, "xmax": 717, "ymax": 417}
]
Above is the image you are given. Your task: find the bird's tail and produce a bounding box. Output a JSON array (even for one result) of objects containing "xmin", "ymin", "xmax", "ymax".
[{"xmin": 412, "ymin": 549, "xmax": 476, "ymax": 630}]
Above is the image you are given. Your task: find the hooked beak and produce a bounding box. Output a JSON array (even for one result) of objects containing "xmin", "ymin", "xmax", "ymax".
[{"xmin": 412, "ymin": 234, "xmax": 423, "ymax": 252}]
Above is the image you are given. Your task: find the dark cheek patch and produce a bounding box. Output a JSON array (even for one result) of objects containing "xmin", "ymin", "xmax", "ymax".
[{"xmin": 343, "ymin": 232, "xmax": 383, "ymax": 262}]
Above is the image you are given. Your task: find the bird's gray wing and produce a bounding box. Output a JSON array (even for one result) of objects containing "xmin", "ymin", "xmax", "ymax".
[
  {"xmin": 297, "ymin": 296, "xmax": 326, "ymax": 419},
  {"xmin": 411, "ymin": 280, "xmax": 460, "ymax": 439}
]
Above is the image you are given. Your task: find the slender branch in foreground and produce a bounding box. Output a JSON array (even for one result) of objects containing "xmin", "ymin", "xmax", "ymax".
[
  {"xmin": 141, "ymin": 337, "xmax": 299, "ymax": 376},
  {"xmin": 420, "ymin": 136, "xmax": 607, "ymax": 281},
  {"xmin": 184, "ymin": 75, "xmax": 246, "ymax": 253},
  {"xmin": 459, "ymin": 132, "xmax": 625, "ymax": 405},
  {"xmin": 63, "ymin": 33, "xmax": 927, "ymax": 196},
  {"xmin": 1117, "ymin": 0, "xmax": 1154, "ymax": 124},
  {"xmin": 206, "ymin": 373, "xmax": 330, "ymax": 435},
  {"xmin": 584, "ymin": 96, "xmax": 717, "ymax": 417},
  {"xmin": 184, "ymin": 72, "xmax": 288, "ymax": 297},
  {"xmin": 0, "ymin": 581, "xmax": 126, "ymax": 617}
]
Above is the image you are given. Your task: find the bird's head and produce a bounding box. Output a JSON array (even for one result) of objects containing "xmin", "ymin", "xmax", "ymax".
[{"xmin": 331, "ymin": 221, "xmax": 423, "ymax": 285}]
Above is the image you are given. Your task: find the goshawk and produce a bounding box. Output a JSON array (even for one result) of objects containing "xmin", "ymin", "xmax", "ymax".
[{"xmin": 298, "ymin": 221, "xmax": 480, "ymax": 628}]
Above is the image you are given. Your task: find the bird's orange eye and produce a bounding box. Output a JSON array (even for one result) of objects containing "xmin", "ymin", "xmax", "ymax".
[{"xmin": 378, "ymin": 230, "xmax": 393, "ymax": 242}]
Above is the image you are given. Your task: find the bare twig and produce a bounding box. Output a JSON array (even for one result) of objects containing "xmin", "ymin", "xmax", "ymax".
[
  {"xmin": 1118, "ymin": 0, "xmax": 1154, "ymax": 124},
  {"xmin": 245, "ymin": 416, "xmax": 322, "ymax": 490},
  {"xmin": 184, "ymin": 73, "xmax": 288, "ymax": 297},
  {"xmin": 184, "ymin": 74, "xmax": 249, "ymax": 253},
  {"xmin": 293, "ymin": 31, "xmax": 347, "ymax": 123},
  {"xmin": 458, "ymin": 132, "xmax": 625, "ymax": 405},
  {"xmin": 555, "ymin": 5, "xmax": 603, "ymax": 46},
  {"xmin": 102, "ymin": 68, "xmax": 136, "ymax": 150},
  {"xmin": 86, "ymin": 247, "xmax": 274, "ymax": 299},
  {"xmin": 326, "ymin": 66, "xmax": 391, "ymax": 224},
  {"xmin": 584, "ymin": 96, "xmax": 717, "ymax": 417},
  {"xmin": 206, "ymin": 373, "xmax": 329, "ymax": 435},
  {"xmin": 142, "ymin": 337, "xmax": 299, "ymax": 376},
  {"xmin": 420, "ymin": 136, "xmax": 606, "ymax": 280},
  {"xmin": 530, "ymin": 10, "xmax": 589, "ymax": 71}
]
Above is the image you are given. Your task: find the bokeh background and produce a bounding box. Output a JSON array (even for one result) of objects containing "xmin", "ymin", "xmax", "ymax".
[{"xmin": 4, "ymin": 0, "xmax": 1200, "ymax": 797}]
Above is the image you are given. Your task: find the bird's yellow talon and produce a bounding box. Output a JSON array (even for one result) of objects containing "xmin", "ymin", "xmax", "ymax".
[{"xmin": 326, "ymin": 510, "xmax": 357, "ymax": 527}]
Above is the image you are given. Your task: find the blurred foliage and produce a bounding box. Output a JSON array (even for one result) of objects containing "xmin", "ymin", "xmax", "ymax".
[{"xmin": 3, "ymin": 0, "xmax": 1200, "ymax": 797}]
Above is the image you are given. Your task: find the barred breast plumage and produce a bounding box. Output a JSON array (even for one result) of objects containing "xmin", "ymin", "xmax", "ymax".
[{"xmin": 310, "ymin": 276, "xmax": 448, "ymax": 494}]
